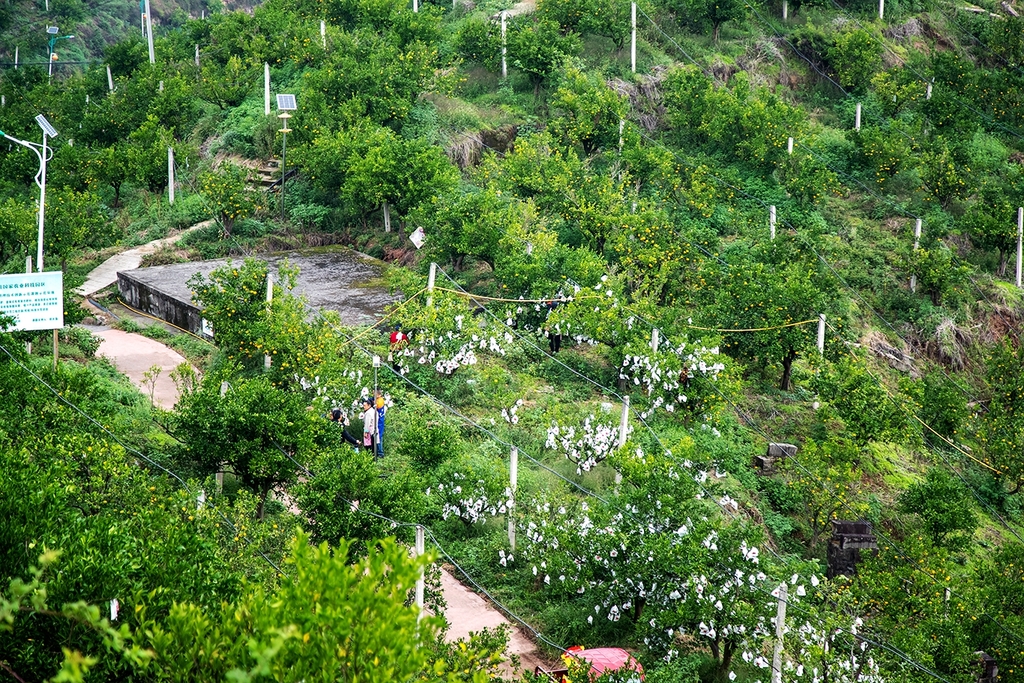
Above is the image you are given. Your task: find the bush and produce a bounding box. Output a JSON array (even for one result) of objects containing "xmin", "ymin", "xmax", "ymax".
[
  {"xmin": 395, "ymin": 397, "xmax": 463, "ymax": 471},
  {"xmin": 898, "ymin": 467, "xmax": 978, "ymax": 550}
]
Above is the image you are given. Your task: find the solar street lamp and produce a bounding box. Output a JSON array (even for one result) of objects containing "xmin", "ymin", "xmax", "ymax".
[
  {"xmin": 0, "ymin": 115, "xmax": 58, "ymax": 272},
  {"xmin": 277, "ymin": 94, "xmax": 296, "ymax": 222},
  {"xmin": 46, "ymin": 27, "xmax": 75, "ymax": 82}
]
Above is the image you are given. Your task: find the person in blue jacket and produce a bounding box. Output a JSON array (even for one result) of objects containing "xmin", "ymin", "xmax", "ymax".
[{"xmin": 374, "ymin": 390, "xmax": 386, "ymax": 459}]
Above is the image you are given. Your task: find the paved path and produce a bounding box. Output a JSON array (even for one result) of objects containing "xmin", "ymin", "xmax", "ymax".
[
  {"xmin": 440, "ymin": 567, "xmax": 551, "ymax": 676},
  {"xmin": 93, "ymin": 328, "xmax": 187, "ymax": 409},
  {"xmin": 77, "ymin": 220, "xmax": 213, "ymax": 297}
]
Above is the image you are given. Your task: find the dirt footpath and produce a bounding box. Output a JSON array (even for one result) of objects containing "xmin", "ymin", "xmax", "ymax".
[
  {"xmin": 440, "ymin": 566, "xmax": 553, "ymax": 676},
  {"xmin": 93, "ymin": 328, "xmax": 187, "ymax": 409}
]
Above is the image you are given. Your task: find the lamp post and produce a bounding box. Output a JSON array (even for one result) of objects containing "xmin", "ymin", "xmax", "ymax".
[
  {"xmin": 0, "ymin": 115, "xmax": 58, "ymax": 273},
  {"xmin": 276, "ymin": 94, "xmax": 296, "ymax": 223},
  {"xmin": 46, "ymin": 27, "xmax": 75, "ymax": 83}
]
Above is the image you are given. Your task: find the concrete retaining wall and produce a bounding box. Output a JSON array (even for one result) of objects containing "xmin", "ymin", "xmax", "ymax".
[{"xmin": 117, "ymin": 271, "xmax": 207, "ymax": 337}]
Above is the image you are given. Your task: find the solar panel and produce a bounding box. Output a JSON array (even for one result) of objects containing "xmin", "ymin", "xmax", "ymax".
[
  {"xmin": 46, "ymin": 26, "xmax": 59, "ymax": 34},
  {"xmin": 35, "ymin": 115, "xmax": 58, "ymax": 138},
  {"xmin": 276, "ymin": 94, "xmax": 297, "ymax": 111}
]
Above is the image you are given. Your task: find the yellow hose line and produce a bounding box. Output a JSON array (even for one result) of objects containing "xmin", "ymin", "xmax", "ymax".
[
  {"xmin": 334, "ymin": 287, "xmax": 428, "ymax": 350},
  {"xmin": 116, "ymin": 298, "xmax": 215, "ymax": 345},
  {"xmin": 683, "ymin": 319, "xmax": 819, "ymax": 333}
]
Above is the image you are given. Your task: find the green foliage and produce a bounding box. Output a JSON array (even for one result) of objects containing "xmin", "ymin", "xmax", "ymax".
[
  {"xmin": 548, "ymin": 66, "xmax": 628, "ymax": 155},
  {"xmin": 394, "ymin": 396, "xmax": 463, "ymax": 471},
  {"xmin": 507, "ymin": 17, "xmax": 582, "ymax": 94},
  {"xmin": 138, "ymin": 531, "xmax": 494, "ymax": 681},
  {"xmin": 825, "ymin": 27, "xmax": 882, "ymax": 92},
  {"xmin": 779, "ymin": 437, "xmax": 870, "ymax": 550},
  {"xmin": 981, "ymin": 340, "xmax": 1024, "ymax": 493},
  {"xmin": 301, "ymin": 121, "xmax": 459, "ymax": 223},
  {"xmin": 662, "ymin": 0, "xmax": 747, "ymax": 41},
  {"xmin": 662, "ymin": 67, "xmax": 804, "ymax": 169},
  {"xmin": 200, "ymin": 163, "xmax": 265, "ymax": 236},
  {"xmin": 295, "ymin": 447, "xmax": 427, "ymax": 554},
  {"xmin": 898, "ymin": 467, "xmax": 977, "ymax": 550},
  {"xmin": 174, "ymin": 371, "xmax": 314, "ymax": 517},
  {"xmin": 811, "ymin": 356, "xmax": 911, "ymax": 445}
]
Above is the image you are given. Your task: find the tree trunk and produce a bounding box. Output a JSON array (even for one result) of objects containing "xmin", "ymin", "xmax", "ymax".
[
  {"xmin": 999, "ymin": 249, "xmax": 1009, "ymax": 277},
  {"xmin": 780, "ymin": 349, "xmax": 796, "ymax": 391},
  {"xmin": 257, "ymin": 487, "xmax": 268, "ymax": 520},
  {"xmin": 713, "ymin": 22, "xmax": 722, "ymax": 43}
]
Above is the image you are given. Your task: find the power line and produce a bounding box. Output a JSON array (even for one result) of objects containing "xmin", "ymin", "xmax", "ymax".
[{"xmin": 0, "ymin": 340, "xmax": 286, "ymax": 576}]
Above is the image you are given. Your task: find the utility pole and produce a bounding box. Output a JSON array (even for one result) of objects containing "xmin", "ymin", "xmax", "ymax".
[
  {"xmin": 415, "ymin": 525, "xmax": 425, "ymax": 620},
  {"xmin": 615, "ymin": 396, "xmax": 629, "ymax": 485},
  {"xmin": 508, "ymin": 447, "xmax": 518, "ymax": 550},
  {"xmin": 144, "ymin": 0, "xmax": 155, "ymax": 64},
  {"xmin": 167, "ymin": 147, "xmax": 175, "ymax": 204},
  {"xmin": 426, "ymin": 262, "xmax": 437, "ymax": 307},
  {"xmin": 1017, "ymin": 207, "xmax": 1023, "ymax": 288},
  {"xmin": 631, "ymin": 2, "xmax": 637, "ymax": 73},
  {"xmin": 264, "ymin": 63, "xmax": 271, "ymax": 116},
  {"xmin": 264, "ymin": 273, "xmax": 273, "ymax": 369},
  {"xmin": 910, "ymin": 218, "xmax": 922, "ymax": 293},
  {"xmin": 771, "ymin": 583, "xmax": 788, "ymax": 683},
  {"xmin": 500, "ymin": 11, "xmax": 507, "ymax": 79}
]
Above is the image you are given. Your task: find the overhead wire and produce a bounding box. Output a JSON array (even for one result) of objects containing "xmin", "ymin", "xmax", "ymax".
[{"xmin": 0, "ymin": 340, "xmax": 287, "ymax": 575}]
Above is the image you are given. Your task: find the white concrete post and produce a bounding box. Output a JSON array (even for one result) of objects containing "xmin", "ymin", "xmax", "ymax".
[
  {"xmin": 167, "ymin": 147, "xmax": 175, "ymax": 204},
  {"xmin": 195, "ymin": 44, "xmax": 200, "ymax": 67},
  {"xmin": 413, "ymin": 0, "xmax": 418, "ymax": 11},
  {"xmin": 508, "ymin": 447, "xmax": 518, "ymax": 550},
  {"xmin": 1, "ymin": 95, "xmax": 4, "ymax": 107},
  {"xmin": 159, "ymin": 80, "xmax": 164, "ymax": 92},
  {"xmin": 911, "ymin": 218, "xmax": 922, "ymax": 293},
  {"xmin": 107, "ymin": 64, "xmax": 114, "ymax": 91},
  {"xmin": 650, "ymin": 328, "xmax": 659, "ymax": 354},
  {"xmin": 264, "ymin": 62, "xmax": 271, "ymax": 116},
  {"xmin": 24, "ymin": 257, "xmax": 31, "ymax": 353},
  {"xmin": 321, "ymin": 20, "xmax": 326, "ymax": 47},
  {"xmin": 415, "ymin": 525, "xmax": 425, "ymax": 619},
  {"xmin": 782, "ymin": 0, "xmax": 788, "ymax": 19},
  {"xmin": 145, "ymin": 0, "xmax": 155, "ymax": 64},
  {"xmin": 37, "ymin": 133, "xmax": 48, "ymax": 272},
  {"xmin": 771, "ymin": 583, "xmax": 788, "ymax": 683},
  {"xmin": 787, "ymin": 137, "xmax": 794, "ymax": 155},
  {"xmin": 770, "ymin": 205, "xmax": 777, "ymax": 240},
  {"xmin": 631, "ymin": 2, "xmax": 637, "ymax": 74},
  {"xmin": 382, "ymin": 200, "xmax": 391, "ymax": 232},
  {"xmin": 926, "ymin": 82, "xmax": 932, "ymax": 100},
  {"xmin": 14, "ymin": 47, "xmax": 17, "ymax": 69},
  {"xmin": 501, "ymin": 11, "xmax": 507, "ymax": 79},
  {"xmin": 619, "ymin": 119, "xmax": 625, "ymax": 154},
  {"xmin": 264, "ymin": 273, "xmax": 273, "ymax": 369},
  {"xmin": 817, "ymin": 314, "xmax": 826, "ymax": 355},
  {"xmin": 426, "ymin": 262, "xmax": 437, "ymax": 307},
  {"xmin": 615, "ymin": 396, "xmax": 629, "ymax": 485},
  {"xmin": 855, "ymin": 102, "xmax": 861, "ymax": 131},
  {"xmin": 1017, "ymin": 207, "xmax": 1023, "ymax": 288},
  {"xmin": 878, "ymin": 0, "xmax": 884, "ymax": 19}
]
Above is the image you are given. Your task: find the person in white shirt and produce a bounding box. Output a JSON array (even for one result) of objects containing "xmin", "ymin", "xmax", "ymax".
[{"xmin": 361, "ymin": 399, "xmax": 378, "ymax": 457}]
